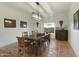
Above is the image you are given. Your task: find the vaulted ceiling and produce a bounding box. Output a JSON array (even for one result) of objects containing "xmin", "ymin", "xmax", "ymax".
[
  {"xmin": 27, "ymin": 2, "xmax": 71, "ymax": 17},
  {"xmin": 4, "ymin": 2, "xmax": 71, "ymax": 18}
]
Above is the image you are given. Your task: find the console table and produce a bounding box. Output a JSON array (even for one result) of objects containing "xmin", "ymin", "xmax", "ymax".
[{"xmin": 55, "ymin": 30, "xmax": 68, "ymax": 41}]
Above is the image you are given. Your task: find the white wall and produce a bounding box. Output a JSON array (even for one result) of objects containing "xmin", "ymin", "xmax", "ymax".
[
  {"xmin": 44, "ymin": 12, "xmax": 69, "ymax": 29},
  {"xmin": 0, "ymin": 3, "xmax": 45, "ymax": 47},
  {"xmin": 29, "ymin": 17, "xmax": 44, "ymax": 33},
  {"xmin": 68, "ymin": 2, "xmax": 79, "ymax": 56},
  {"xmin": 53, "ymin": 12, "xmax": 69, "ymax": 29},
  {"xmin": 0, "ymin": 3, "xmax": 31, "ymax": 47}
]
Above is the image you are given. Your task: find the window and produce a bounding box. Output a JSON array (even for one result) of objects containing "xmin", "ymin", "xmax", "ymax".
[{"xmin": 44, "ymin": 23, "xmax": 55, "ymax": 33}]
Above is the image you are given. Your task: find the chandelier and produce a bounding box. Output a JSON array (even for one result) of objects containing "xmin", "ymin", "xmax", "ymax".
[{"xmin": 32, "ymin": 2, "xmax": 42, "ymax": 21}]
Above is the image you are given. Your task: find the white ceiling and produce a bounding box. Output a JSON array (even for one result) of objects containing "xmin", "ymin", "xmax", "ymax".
[
  {"xmin": 50, "ymin": 2, "xmax": 71, "ymax": 13},
  {"xmin": 4, "ymin": 2, "xmax": 71, "ymax": 18},
  {"xmin": 27, "ymin": 2, "xmax": 71, "ymax": 17}
]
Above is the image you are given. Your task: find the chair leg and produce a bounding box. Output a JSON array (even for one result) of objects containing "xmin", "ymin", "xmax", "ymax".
[{"xmin": 18, "ymin": 48, "xmax": 26, "ymax": 57}]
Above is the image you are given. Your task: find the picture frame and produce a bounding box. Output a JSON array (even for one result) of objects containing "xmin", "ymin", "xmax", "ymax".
[
  {"xmin": 73, "ymin": 10, "xmax": 79, "ymax": 30},
  {"xmin": 20, "ymin": 21, "xmax": 27, "ymax": 28},
  {"xmin": 4, "ymin": 18, "xmax": 16, "ymax": 28}
]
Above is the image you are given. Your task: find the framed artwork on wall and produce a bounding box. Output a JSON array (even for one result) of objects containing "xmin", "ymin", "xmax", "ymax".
[
  {"xmin": 4, "ymin": 18, "xmax": 16, "ymax": 28},
  {"xmin": 73, "ymin": 10, "xmax": 79, "ymax": 30},
  {"xmin": 20, "ymin": 21, "xmax": 27, "ymax": 28}
]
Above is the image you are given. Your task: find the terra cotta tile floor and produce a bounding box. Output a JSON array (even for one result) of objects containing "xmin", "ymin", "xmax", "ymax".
[
  {"xmin": 42, "ymin": 39, "xmax": 76, "ymax": 57},
  {"xmin": 0, "ymin": 39, "xmax": 76, "ymax": 57}
]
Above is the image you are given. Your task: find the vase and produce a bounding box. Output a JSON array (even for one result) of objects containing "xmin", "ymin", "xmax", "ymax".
[{"xmin": 59, "ymin": 20, "xmax": 63, "ymax": 29}]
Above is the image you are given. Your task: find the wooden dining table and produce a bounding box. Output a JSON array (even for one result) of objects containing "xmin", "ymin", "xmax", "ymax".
[{"xmin": 17, "ymin": 34, "xmax": 50, "ymax": 56}]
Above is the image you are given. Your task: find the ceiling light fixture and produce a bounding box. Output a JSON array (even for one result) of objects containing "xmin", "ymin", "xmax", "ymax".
[
  {"xmin": 32, "ymin": 2, "xmax": 42, "ymax": 21},
  {"xmin": 36, "ymin": 2, "xmax": 40, "ymax": 5}
]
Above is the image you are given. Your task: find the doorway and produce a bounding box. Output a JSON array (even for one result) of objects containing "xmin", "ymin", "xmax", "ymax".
[{"xmin": 44, "ymin": 22, "xmax": 55, "ymax": 39}]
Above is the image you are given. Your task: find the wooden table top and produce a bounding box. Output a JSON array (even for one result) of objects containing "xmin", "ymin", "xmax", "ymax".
[
  {"xmin": 17, "ymin": 35, "xmax": 42, "ymax": 41},
  {"xmin": 16, "ymin": 34, "xmax": 49, "ymax": 42}
]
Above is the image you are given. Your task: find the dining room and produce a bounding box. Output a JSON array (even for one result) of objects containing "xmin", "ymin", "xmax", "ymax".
[{"xmin": 0, "ymin": 2, "xmax": 77, "ymax": 57}]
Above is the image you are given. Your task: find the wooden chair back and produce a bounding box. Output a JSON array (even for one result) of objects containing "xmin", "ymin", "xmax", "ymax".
[
  {"xmin": 22, "ymin": 32, "xmax": 28, "ymax": 37},
  {"xmin": 17, "ymin": 37, "xmax": 25, "ymax": 48},
  {"xmin": 17, "ymin": 37, "xmax": 32, "ymax": 56},
  {"xmin": 17, "ymin": 37, "xmax": 26, "ymax": 56}
]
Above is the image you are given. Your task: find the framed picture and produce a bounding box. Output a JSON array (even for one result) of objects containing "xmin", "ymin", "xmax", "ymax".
[
  {"xmin": 20, "ymin": 21, "xmax": 27, "ymax": 28},
  {"xmin": 73, "ymin": 10, "xmax": 79, "ymax": 29},
  {"xmin": 4, "ymin": 18, "xmax": 16, "ymax": 28}
]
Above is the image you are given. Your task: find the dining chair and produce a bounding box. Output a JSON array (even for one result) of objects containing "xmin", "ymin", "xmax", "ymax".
[
  {"xmin": 17, "ymin": 37, "xmax": 26, "ymax": 56},
  {"xmin": 22, "ymin": 32, "xmax": 28, "ymax": 37},
  {"xmin": 17, "ymin": 36, "xmax": 34, "ymax": 57}
]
